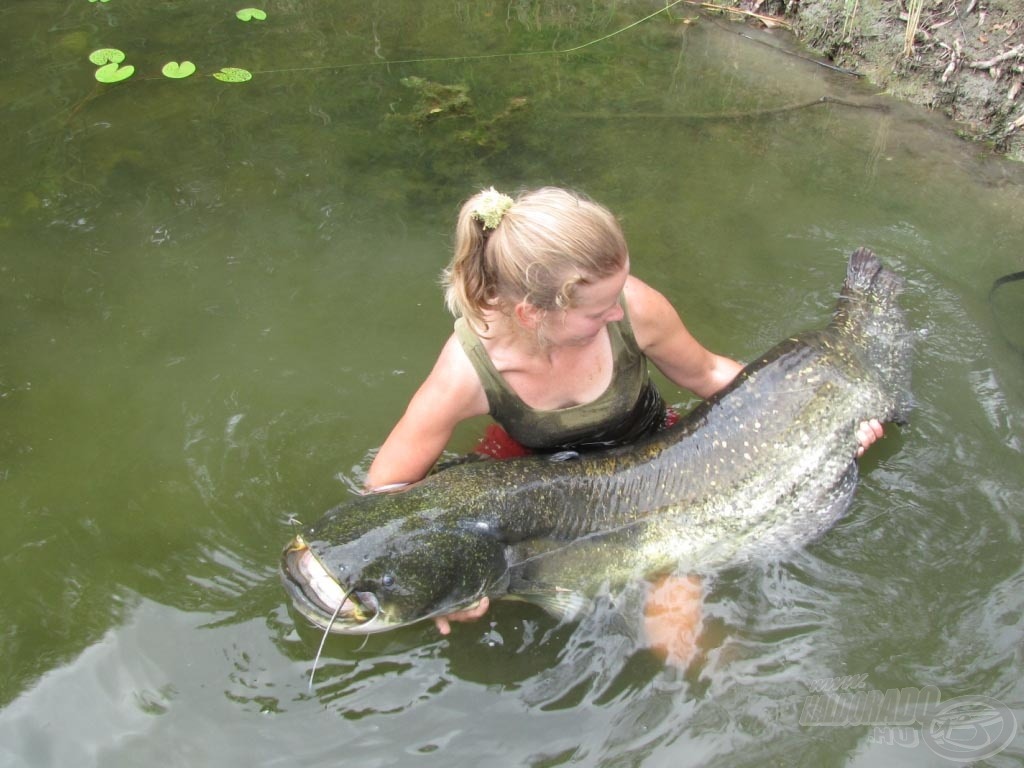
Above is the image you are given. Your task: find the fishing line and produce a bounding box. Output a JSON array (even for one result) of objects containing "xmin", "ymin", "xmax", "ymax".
[
  {"xmin": 244, "ymin": 0, "xmax": 690, "ymax": 78},
  {"xmin": 246, "ymin": 0, "xmax": 795, "ymax": 79},
  {"xmin": 79, "ymin": 0, "xmax": 696, "ymax": 90}
]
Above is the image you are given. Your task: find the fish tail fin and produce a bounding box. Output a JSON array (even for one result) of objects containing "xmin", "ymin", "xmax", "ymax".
[{"xmin": 831, "ymin": 247, "xmax": 914, "ymax": 424}]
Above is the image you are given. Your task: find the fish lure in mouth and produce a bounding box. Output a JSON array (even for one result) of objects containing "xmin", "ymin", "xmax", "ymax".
[{"xmin": 280, "ymin": 535, "xmax": 381, "ymax": 632}]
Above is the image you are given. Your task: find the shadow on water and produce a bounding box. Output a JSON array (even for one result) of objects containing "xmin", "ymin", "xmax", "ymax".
[{"xmin": 2, "ymin": 1, "xmax": 1024, "ymax": 766}]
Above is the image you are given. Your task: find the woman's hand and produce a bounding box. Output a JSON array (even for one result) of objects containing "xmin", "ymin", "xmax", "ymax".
[
  {"xmin": 434, "ymin": 597, "xmax": 490, "ymax": 635},
  {"xmin": 855, "ymin": 418, "xmax": 884, "ymax": 457}
]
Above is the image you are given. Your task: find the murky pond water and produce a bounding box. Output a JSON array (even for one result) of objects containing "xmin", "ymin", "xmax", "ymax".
[{"xmin": 2, "ymin": 1, "xmax": 1023, "ymax": 766}]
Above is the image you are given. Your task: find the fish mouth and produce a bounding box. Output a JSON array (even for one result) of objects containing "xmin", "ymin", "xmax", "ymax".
[{"xmin": 280, "ymin": 536, "xmax": 382, "ymax": 634}]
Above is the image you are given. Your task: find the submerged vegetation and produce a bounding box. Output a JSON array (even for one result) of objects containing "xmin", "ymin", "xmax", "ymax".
[{"xmin": 70, "ymin": 0, "xmax": 1022, "ymax": 159}]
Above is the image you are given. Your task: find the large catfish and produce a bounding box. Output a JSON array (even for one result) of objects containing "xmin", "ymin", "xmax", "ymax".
[{"xmin": 281, "ymin": 248, "xmax": 912, "ymax": 634}]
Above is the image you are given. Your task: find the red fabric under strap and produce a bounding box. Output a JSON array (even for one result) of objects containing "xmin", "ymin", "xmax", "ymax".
[{"xmin": 473, "ymin": 407, "xmax": 679, "ymax": 460}]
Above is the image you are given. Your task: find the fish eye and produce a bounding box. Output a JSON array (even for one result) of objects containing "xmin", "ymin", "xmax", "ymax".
[{"xmin": 381, "ymin": 573, "xmax": 395, "ymax": 588}]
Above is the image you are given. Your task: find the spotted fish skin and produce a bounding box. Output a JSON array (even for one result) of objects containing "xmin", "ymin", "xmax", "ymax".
[{"xmin": 281, "ymin": 248, "xmax": 911, "ymax": 633}]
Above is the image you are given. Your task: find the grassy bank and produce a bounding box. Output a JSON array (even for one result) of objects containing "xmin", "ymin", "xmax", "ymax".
[{"xmin": 752, "ymin": 0, "xmax": 1024, "ymax": 159}]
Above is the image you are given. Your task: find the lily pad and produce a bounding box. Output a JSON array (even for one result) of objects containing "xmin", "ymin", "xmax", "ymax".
[
  {"xmin": 212, "ymin": 67, "xmax": 253, "ymax": 83},
  {"xmin": 235, "ymin": 8, "xmax": 267, "ymax": 21},
  {"xmin": 161, "ymin": 61, "xmax": 196, "ymax": 79},
  {"xmin": 88, "ymin": 48, "xmax": 125, "ymax": 66},
  {"xmin": 94, "ymin": 62, "xmax": 135, "ymax": 84}
]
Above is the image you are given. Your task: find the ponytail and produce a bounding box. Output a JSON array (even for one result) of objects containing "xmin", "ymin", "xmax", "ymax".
[
  {"xmin": 442, "ymin": 186, "xmax": 628, "ymax": 333},
  {"xmin": 443, "ymin": 190, "xmax": 500, "ymax": 331}
]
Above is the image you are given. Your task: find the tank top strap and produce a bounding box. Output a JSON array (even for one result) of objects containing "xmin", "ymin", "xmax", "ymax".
[
  {"xmin": 453, "ymin": 295, "xmax": 639, "ymax": 413},
  {"xmin": 453, "ymin": 317, "xmax": 508, "ymax": 407},
  {"xmin": 612, "ymin": 292, "xmax": 641, "ymax": 356},
  {"xmin": 452, "ymin": 293, "xmax": 662, "ymax": 453}
]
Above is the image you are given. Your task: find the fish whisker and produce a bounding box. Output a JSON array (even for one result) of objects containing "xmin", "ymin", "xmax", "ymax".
[
  {"xmin": 354, "ymin": 602, "xmax": 383, "ymax": 652},
  {"xmin": 308, "ymin": 587, "xmax": 352, "ymax": 692}
]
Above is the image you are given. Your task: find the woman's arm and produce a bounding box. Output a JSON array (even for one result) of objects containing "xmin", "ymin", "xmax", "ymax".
[
  {"xmin": 366, "ymin": 334, "xmax": 490, "ymax": 490},
  {"xmin": 624, "ymin": 276, "xmax": 743, "ymax": 397},
  {"xmin": 624, "ymin": 276, "xmax": 883, "ymax": 452},
  {"xmin": 364, "ymin": 335, "xmax": 492, "ymax": 633}
]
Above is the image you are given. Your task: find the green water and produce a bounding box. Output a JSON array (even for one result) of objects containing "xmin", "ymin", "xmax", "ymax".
[{"xmin": 2, "ymin": 1, "xmax": 1023, "ymax": 765}]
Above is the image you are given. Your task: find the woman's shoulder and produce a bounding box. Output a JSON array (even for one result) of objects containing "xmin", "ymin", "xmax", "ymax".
[
  {"xmin": 435, "ymin": 330, "xmax": 481, "ymax": 382},
  {"xmin": 622, "ymin": 274, "xmax": 702, "ymax": 359},
  {"xmin": 414, "ymin": 332, "xmax": 490, "ymax": 420},
  {"xmin": 623, "ymin": 275, "xmax": 676, "ymax": 326}
]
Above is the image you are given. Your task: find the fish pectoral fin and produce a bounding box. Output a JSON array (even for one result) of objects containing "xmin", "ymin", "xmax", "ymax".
[
  {"xmin": 505, "ymin": 581, "xmax": 588, "ymax": 622},
  {"xmin": 546, "ymin": 450, "xmax": 580, "ymax": 463}
]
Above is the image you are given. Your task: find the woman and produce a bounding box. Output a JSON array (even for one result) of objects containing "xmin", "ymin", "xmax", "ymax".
[{"xmin": 367, "ymin": 187, "xmax": 881, "ymax": 656}]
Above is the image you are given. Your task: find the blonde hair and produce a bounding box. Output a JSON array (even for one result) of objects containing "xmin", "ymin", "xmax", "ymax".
[{"xmin": 442, "ymin": 187, "xmax": 628, "ymax": 332}]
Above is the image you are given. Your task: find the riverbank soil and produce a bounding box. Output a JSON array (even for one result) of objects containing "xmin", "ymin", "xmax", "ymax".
[{"xmin": 747, "ymin": 0, "xmax": 1024, "ymax": 160}]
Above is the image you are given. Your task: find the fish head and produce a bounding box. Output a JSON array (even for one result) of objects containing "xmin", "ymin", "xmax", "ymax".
[{"xmin": 281, "ymin": 517, "xmax": 509, "ymax": 634}]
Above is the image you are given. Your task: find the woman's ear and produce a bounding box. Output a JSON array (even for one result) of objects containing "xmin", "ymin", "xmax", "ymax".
[{"xmin": 514, "ymin": 300, "xmax": 543, "ymax": 330}]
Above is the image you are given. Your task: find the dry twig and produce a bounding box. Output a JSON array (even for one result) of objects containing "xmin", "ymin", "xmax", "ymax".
[
  {"xmin": 969, "ymin": 44, "xmax": 1024, "ymax": 70},
  {"xmin": 684, "ymin": 1, "xmax": 791, "ymax": 29}
]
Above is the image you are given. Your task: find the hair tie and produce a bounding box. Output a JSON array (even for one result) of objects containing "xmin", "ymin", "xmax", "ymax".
[{"xmin": 472, "ymin": 188, "xmax": 514, "ymax": 231}]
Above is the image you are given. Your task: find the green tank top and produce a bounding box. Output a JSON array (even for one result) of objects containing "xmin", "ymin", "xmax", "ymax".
[{"xmin": 454, "ymin": 298, "xmax": 665, "ymax": 452}]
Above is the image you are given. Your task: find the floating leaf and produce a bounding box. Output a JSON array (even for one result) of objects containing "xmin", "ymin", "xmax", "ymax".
[
  {"xmin": 212, "ymin": 67, "xmax": 252, "ymax": 83},
  {"xmin": 161, "ymin": 61, "xmax": 196, "ymax": 79},
  {"xmin": 94, "ymin": 62, "xmax": 135, "ymax": 83},
  {"xmin": 235, "ymin": 8, "xmax": 267, "ymax": 21},
  {"xmin": 88, "ymin": 48, "xmax": 125, "ymax": 66}
]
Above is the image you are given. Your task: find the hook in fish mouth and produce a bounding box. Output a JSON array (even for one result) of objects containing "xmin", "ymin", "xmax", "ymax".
[{"xmin": 280, "ymin": 536, "xmax": 380, "ymax": 631}]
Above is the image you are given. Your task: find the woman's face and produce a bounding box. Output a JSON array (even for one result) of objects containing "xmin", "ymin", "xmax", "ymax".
[{"xmin": 541, "ymin": 260, "xmax": 629, "ymax": 347}]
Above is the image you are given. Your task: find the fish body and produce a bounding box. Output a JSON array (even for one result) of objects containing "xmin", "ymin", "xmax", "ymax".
[{"xmin": 281, "ymin": 248, "xmax": 912, "ymax": 633}]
